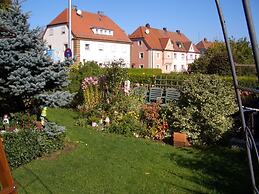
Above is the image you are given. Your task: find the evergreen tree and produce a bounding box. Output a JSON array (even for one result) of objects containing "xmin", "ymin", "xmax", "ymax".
[{"xmin": 0, "ymin": 2, "xmax": 73, "ymax": 113}]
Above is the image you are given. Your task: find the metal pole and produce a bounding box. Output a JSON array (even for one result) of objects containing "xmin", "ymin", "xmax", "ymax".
[
  {"xmin": 68, "ymin": 0, "xmax": 72, "ymax": 49},
  {"xmin": 214, "ymin": 0, "xmax": 257, "ymax": 193},
  {"xmin": 242, "ymin": 0, "xmax": 259, "ymax": 81}
]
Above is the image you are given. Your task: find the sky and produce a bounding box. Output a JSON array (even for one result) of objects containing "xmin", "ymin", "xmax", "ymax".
[{"xmin": 21, "ymin": 0, "xmax": 259, "ymax": 44}]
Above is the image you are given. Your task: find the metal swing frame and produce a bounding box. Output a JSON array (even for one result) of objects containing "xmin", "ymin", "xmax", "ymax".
[{"xmin": 215, "ymin": 0, "xmax": 259, "ymax": 193}]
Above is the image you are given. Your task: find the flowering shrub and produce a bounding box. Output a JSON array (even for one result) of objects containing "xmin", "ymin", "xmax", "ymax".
[
  {"xmin": 140, "ymin": 102, "xmax": 169, "ymax": 140},
  {"xmin": 81, "ymin": 76, "xmax": 101, "ymax": 110}
]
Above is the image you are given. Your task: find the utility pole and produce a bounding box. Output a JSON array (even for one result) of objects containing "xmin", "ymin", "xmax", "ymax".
[{"xmin": 68, "ymin": 0, "xmax": 72, "ymax": 49}]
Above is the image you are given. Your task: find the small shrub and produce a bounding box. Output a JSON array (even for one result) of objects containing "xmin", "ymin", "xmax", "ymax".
[
  {"xmin": 1, "ymin": 122, "xmax": 66, "ymax": 168},
  {"xmin": 106, "ymin": 115, "xmax": 147, "ymax": 137},
  {"xmin": 171, "ymin": 74, "xmax": 237, "ymax": 145}
]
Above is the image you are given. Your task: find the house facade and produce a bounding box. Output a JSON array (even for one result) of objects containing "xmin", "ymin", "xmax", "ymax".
[
  {"xmin": 129, "ymin": 25, "xmax": 200, "ymax": 73},
  {"xmin": 43, "ymin": 8, "xmax": 131, "ymax": 67}
]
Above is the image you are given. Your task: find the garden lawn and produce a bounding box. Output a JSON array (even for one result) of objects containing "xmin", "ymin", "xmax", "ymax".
[{"xmin": 13, "ymin": 109, "xmax": 251, "ymax": 194}]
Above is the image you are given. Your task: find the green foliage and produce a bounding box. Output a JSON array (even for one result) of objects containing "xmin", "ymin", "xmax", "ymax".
[
  {"xmin": 0, "ymin": 2, "xmax": 73, "ymax": 113},
  {"xmin": 207, "ymin": 52, "xmax": 231, "ymax": 75},
  {"xmin": 171, "ymin": 74, "xmax": 237, "ymax": 145},
  {"xmin": 127, "ymin": 68, "xmax": 162, "ymax": 76},
  {"xmin": 68, "ymin": 62, "xmax": 103, "ymax": 93},
  {"xmin": 190, "ymin": 38, "xmax": 254, "ymax": 75},
  {"xmin": 99, "ymin": 61, "xmax": 128, "ymax": 110},
  {"xmin": 67, "ymin": 62, "xmax": 104, "ymax": 107},
  {"xmin": 0, "ymin": 0, "xmax": 11, "ymax": 9},
  {"xmin": 106, "ymin": 115, "xmax": 146, "ymax": 137},
  {"xmin": 1, "ymin": 122, "xmax": 65, "ymax": 168}
]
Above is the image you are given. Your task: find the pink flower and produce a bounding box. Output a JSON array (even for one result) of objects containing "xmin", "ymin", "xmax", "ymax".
[{"xmin": 81, "ymin": 76, "xmax": 99, "ymax": 90}]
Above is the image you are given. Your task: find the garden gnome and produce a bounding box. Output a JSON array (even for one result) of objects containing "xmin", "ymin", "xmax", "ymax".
[
  {"xmin": 2, "ymin": 114, "xmax": 9, "ymax": 130},
  {"xmin": 40, "ymin": 107, "xmax": 47, "ymax": 126},
  {"xmin": 105, "ymin": 116, "xmax": 110, "ymax": 126},
  {"xmin": 124, "ymin": 80, "xmax": 130, "ymax": 95}
]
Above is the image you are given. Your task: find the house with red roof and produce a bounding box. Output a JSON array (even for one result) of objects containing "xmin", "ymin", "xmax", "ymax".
[
  {"xmin": 43, "ymin": 8, "xmax": 131, "ymax": 67},
  {"xmin": 196, "ymin": 38, "xmax": 214, "ymax": 55},
  {"xmin": 129, "ymin": 24, "xmax": 200, "ymax": 73}
]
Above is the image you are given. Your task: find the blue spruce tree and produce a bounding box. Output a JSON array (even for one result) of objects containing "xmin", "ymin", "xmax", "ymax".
[{"xmin": 0, "ymin": 2, "xmax": 73, "ymax": 113}]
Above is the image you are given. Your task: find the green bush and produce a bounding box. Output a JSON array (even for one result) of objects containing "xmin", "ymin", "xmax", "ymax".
[
  {"xmin": 171, "ymin": 74, "xmax": 237, "ymax": 145},
  {"xmin": 1, "ymin": 122, "xmax": 65, "ymax": 168},
  {"xmin": 127, "ymin": 68, "xmax": 162, "ymax": 76},
  {"xmin": 223, "ymin": 76, "xmax": 258, "ymax": 88},
  {"xmin": 67, "ymin": 62, "xmax": 104, "ymax": 106},
  {"xmin": 106, "ymin": 115, "xmax": 147, "ymax": 137}
]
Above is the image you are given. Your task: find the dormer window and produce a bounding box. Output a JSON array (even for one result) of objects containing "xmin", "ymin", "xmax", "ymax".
[
  {"xmin": 92, "ymin": 27, "xmax": 113, "ymax": 36},
  {"xmin": 176, "ymin": 41, "xmax": 182, "ymax": 48}
]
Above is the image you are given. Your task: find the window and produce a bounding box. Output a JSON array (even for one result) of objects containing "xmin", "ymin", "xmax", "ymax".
[
  {"xmin": 49, "ymin": 28, "xmax": 54, "ymax": 36},
  {"xmin": 48, "ymin": 45, "xmax": 52, "ymax": 50},
  {"xmin": 156, "ymin": 64, "xmax": 160, "ymax": 68},
  {"xmin": 190, "ymin": 54, "xmax": 193, "ymax": 59},
  {"xmin": 174, "ymin": 53, "xmax": 177, "ymax": 59},
  {"xmin": 166, "ymin": 65, "xmax": 168, "ymax": 70},
  {"xmin": 195, "ymin": 55, "xmax": 198, "ymax": 59},
  {"xmin": 181, "ymin": 65, "xmax": 184, "ymax": 70},
  {"xmin": 98, "ymin": 44, "xmax": 104, "ymax": 51},
  {"xmin": 140, "ymin": 64, "xmax": 144, "ymax": 68},
  {"xmin": 61, "ymin": 27, "xmax": 66, "ymax": 34},
  {"xmin": 167, "ymin": 53, "xmax": 171, "ymax": 58},
  {"xmin": 174, "ymin": 65, "xmax": 177, "ymax": 70},
  {"xmin": 85, "ymin": 44, "xmax": 90, "ymax": 50},
  {"xmin": 139, "ymin": 52, "xmax": 144, "ymax": 59},
  {"xmin": 156, "ymin": 53, "xmax": 160, "ymax": 59},
  {"xmin": 181, "ymin": 54, "xmax": 185, "ymax": 60},
  {"xmin": 138, "ymin": 41, "xmax": 142, "ymax": 46}
]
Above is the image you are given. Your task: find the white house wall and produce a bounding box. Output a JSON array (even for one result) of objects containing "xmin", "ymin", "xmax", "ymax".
[
  {"xmin": 43, "ymin": 25, "xmax": 73, "ymax": 62},
  {"xmin": 80, "ymin": 40, "xmax": 130, "ymax": 67}
]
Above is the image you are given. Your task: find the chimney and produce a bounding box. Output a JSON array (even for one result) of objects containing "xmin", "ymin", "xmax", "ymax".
[
  {"xmin": 176, "ymin": 30, "xmax": 181, "ymax": 34},
  {"xmin": 204, "ymin": 38, "xmax": 207, "ymax": 42},
  {"xmin": 97, "ymin": 11, "xmax": 104, "ymax": 16},
  {"xmin": 145, "ymin": 23, "xmax": 150, "ymax": 28},
  {"xmin": 163, "ymin": 27, "xmax": 167, "ymax": 32}
]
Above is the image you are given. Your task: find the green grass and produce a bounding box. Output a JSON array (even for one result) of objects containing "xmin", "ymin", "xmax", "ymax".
[{"xmin": 12, "ymin": 108, "xmax": 251, "ymax": 194}]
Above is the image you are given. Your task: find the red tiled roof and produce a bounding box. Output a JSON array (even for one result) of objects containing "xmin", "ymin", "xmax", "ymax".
[
  {"xmin": 196, "ymin": 38, "xmax": 214, "ymax": 50},
  {"xmin": 48, "ymin": 9, "xmax": 131, "ymax": 43},
  {"xmin": 159, "ymin": 38, "xmax": 171, "ymax": 50},
  {"xmin": 129, "ymin": 26, "xmax": 199, "ymax": 53}
]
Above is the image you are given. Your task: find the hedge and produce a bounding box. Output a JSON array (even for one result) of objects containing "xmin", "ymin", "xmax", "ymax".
[{"xmin": 1, "ymin": 122, "xmax": 65, "ymax": 168}]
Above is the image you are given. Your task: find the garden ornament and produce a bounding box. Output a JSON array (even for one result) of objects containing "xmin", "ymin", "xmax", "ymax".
[
  {"xmin": 105, "ymin": 117, "xmax": 110, "ymax": 125},
  {"xmin": 124, "ymin": 80, "xmax": 130, "ymax": 94},
  {"xmin": 2, "ymin": 114, "xmax": 9, "ymax": 130},
  {"xmin": 40, "ymin": 107, "xmax": 47, "ymax": 126}
]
